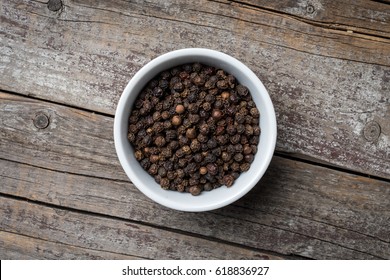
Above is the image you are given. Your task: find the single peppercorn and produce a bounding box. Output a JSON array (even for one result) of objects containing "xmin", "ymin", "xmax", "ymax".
[
  {"xmin": 171, "ymin": 115, "xmax": 182, "ymax": 126},
  {"xmin": 221, "ymin": 151, "xmax": 231, "ymax": 162},
  {"xmin": 160, "ymin": 178, "xmax": 170, "ymax": 189},
  {"xmin": 134, "ymin": 150, "xmax": 143, "ymax": 161},
  {"xmin": 243, "ymin": 145, "xmax": 252, "ymax": 155},
  {"xmin": 190, "ymin": 139, "xmax": 201, "ymax": 152},
  {"xmin": 148, "ymin": 164, "xmax": 158, "ymax": 175},
  {"xmin": 186, "ymin": 127, "xmax": 197, "ymax": 139},
  {"xmin": 211, "ymin": 109, "xmax": 222, "ymax": 120},
  {"xmin": 197, "ymin": 133, "xmax": 208, "ymax": 143},
  {"xmin": 234, "ymin": 153, "xmax": 244, "ymax": 162},
  {"xmin": 202, "ymin": 102, "xmax": 212, "ymax": 111},
  {"xmin": 189, "ymin": 186, "xmax": 202, "ymax": 196},
  {"xmin": 240, "ymin": 163, "xmax": 251, "ymax": 172},
  {"xmin": 199, "ymin": 167, "xmax": 208, "ymax": 175},
  {"xmin": 175, "ymin": 104, "xmax": 185, "ymax": 114},
  {"xmin": 199, "ymin": 123, "xmax": 209, "ymax": 135},
  {"xmin": 223, "ymin": 174, "xmax": 235, "ymax": 187},
  {"xmin": 221, "ymin": 91, "xmax": 230, "ymax": 100},
  {"xmin": 244, "ymin": 154, "xmax": 254, "ymax": 163},
  {"xmin": 150, "ymin": 154, "xmax": 159, "ymax": 163},
  {"xmin": 154, "ymin": 136, "xmax": 166, "ymax": 147},
  {"xmin": 207, "ymin": 163, "xmax": 218, "ymax": 175},
  {"xmin": 236, "ymin": 84, "xmax": 249, "ymax": 96},
  {"xmin": 216, "ymin": 80, "xmax": 228, "ymax": 89}
]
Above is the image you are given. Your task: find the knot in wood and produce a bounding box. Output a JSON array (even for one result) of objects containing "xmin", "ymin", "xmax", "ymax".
[
  {"xmin": 306, "ymin": 5, "xmax": 315, "ymax": 14},
  {"xmin": 363, "ymin": 121, "xmax": 381, "ymax": 142},
  {"xmin": 47, "ymin": 0, "xmax": 63, "ymax": 12},
  {"xmin": 34, "ymin": 113, "xmax": 50, "ymax": 129}
]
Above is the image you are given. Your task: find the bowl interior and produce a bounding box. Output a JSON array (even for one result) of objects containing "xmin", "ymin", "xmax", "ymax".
[{"xmin": 114, "ymin": 48, "xmax": 276, "ymax": 212}]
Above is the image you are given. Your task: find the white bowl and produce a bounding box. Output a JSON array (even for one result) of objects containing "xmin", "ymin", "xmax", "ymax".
[{"xmin": 114, "ymin": 48, "xmax": 276, "ymax": 212}]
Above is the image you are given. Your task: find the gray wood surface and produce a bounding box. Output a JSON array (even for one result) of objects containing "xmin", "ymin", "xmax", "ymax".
[
  {"xmin": 1, "ymin": 93, "xmax": 389, "ymax": 259},
  {"xmin": 1, "ymin": 0, "xmax": 389, "ymax": 260},
  {"xmin": 0, "ymin": 230, "xmax": 142, "ymax": 260},
  {"xmin": 1, "ymin": 0, "xmax": 389, "ymax": 178},
  {"xmin": 0, "ymin": 197, "xmax": 282, "ymax": 260}
]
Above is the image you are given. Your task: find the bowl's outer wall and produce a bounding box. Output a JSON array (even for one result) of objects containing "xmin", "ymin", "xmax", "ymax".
[{"xmin": 114, "ymin": 49, "xmax": 276, "ymax": 212}]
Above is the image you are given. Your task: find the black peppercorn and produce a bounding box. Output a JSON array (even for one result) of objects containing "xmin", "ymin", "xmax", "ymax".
[
  {"xmin": 221, "ymin": 151, "xmax": 231, "ymax": 162},
  {"xmin": 230, "ymin": 134, "xmax": 240, "ymax": 144},
  {"xmin": 190, "ymin": 139, "xmax": 201, "ymax": 152},
  {"xmin": 234, "ymin": 153, "xmax": 244, "ymax": 162},
  {"xmin": 134, "ymin": 150, "xmax": 143, "ymax": 161},
  {"xmin": 189, "ymin": 186, "xmax": 201, "ymax": 196},
  {"xmin": 148, "ymin": 164, "xmax": 158, "ymax": 175},
  {"xmin": 171, "ymin": 115, "xmax": 182, "ymax": 126},
  {"xmin": 236, "ymin": 84, "xmax": 249, "ymax": 96},
  {"xmin": 207, "ymin": 163, "xmax": 218, "ymax": 175},
  {"xmin": 193, "ymin": 153, "xmax": 203, "ymax": 163},
  {"xmin": 160, "ymin": 178, "xmax": 170, "ymax": 189},
  {"xmin": 212, "ymin": 109, "xmax": 222, "ymax": 120},
  {"xmin": 240, "ymin": 163, "xmax": 250, "ymax": 172},
  {"xmin": 231, "ymin": 162, "xmax": 240, "ymax": 172},
  {"xmin": 243, "ymin": 145, "xmax": 252, "ymax": 155},
  {"xmin": 197, "ymin": 133, "xmax": 208, "ymax": 143},
  {"xmin": 186, "ymin": 127, "xmax": 197, "ymax": 139},
  {"xmin": 199, "ymin": 123, "xmax": 209, "ymax": 135},
  {"xmin": 154, "ymin": 136, "xmax": 166, "ymax": 147},
  {"xmin": 207, "ymin": 138, "xmax": 218, "ymax": 149},
  {"xmin": 216, "ymin": 79, "xmax": 228, "ymax": 89},
  {"xmin": 223, "ymin": 174, "xmax": 235, "ymax": 187},
  {"xmin": 244, "ymin": 154, "xmax": 254, "ymax": 163},
  {"xmin": 236, "ymin": 124, "xmax": 245, "ymax": 134}
]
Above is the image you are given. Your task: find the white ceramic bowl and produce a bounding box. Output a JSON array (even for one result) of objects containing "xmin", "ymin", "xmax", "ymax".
[{"xmin": 114, "ymin": 48, "xmax": 276, "ymax": 212}]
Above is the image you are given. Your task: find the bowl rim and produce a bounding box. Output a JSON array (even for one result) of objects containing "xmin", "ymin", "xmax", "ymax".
[{"xmin": 114, "ymin": 48, "xmax": 277, "ymax": 212}]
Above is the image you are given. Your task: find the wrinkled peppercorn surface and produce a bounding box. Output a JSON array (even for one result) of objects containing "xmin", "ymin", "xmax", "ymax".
[{"xmin": 128, "ymin": 63, "xmax": 260, "ymax": 196}]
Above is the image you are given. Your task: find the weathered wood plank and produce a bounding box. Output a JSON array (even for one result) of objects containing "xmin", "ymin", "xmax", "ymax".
[
  {"xmin": 0, "ymin": 92, "xmax": 126, "ymax": 181},
  {"xmin": 0, "ymin": 196, "xmax": 282, "ymax": 260},
  {"xmin": 225, "ymin": 0, "xmax": 390, "ymax": 38},
  {"xmin": 1, "ymin": 1, "xmax": 389, "ymax": 177},
  {"xmin": 0, "ymin": 230, "xmax": 141, "ymax": 259},
  {"xmin": 1, "ymin": 155, "xmax": 389, "ymax": 259}
]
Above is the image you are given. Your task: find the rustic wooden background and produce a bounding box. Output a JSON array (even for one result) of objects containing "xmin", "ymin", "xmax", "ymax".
[{"xmin": 1, "ymin": 0, "xmax": 389, "ymax": 259}]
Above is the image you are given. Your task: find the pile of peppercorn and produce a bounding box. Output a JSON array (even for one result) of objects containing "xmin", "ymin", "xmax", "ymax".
[{"xmin": 128, "ymin": 63, "xmax": 260, "ymax": 196}]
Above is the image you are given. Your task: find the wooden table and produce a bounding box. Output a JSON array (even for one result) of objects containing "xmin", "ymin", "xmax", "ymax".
[{"xmin": 1, "ymin": 0, "xmax": 389, "ymax": 260}]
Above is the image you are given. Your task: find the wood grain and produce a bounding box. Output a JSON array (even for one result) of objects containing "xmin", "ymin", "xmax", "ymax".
[
  {"xmin": 226, "ymin": 0, "xmax": 390, "ymax": 38},
  {"xmin": 0, "ymin": 230, "xmax": 141, "ymax": 259},
  {"xmin": 0, "ymin": 92, "xmax": 125, "ymax": 181},
  {"xmin": 1, "ymin": 150, "xmax": 389, "ymax": 259},
  {"xmin": 1, "ymin": 1, "xmax": 389, "ymax": 178},
  {"xmin": 0, "ymin": 197, "xmax": 282, "ymax": 260}
]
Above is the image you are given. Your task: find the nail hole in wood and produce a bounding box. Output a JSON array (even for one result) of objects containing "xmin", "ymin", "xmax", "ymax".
[
  {"xmin": 34, "ymin": 113, "xmax": 50, "ymax": 129},
  {"xmin": 306, "ymin": 5, "xmax": 315, "ymax": 14},
  {"xmin": 363, "ymin": 121, "xmax": 381, "ymax": 142},
  {"xmin": 47, "ymin": 0, "xmax": 63, "ymax": 12}
]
